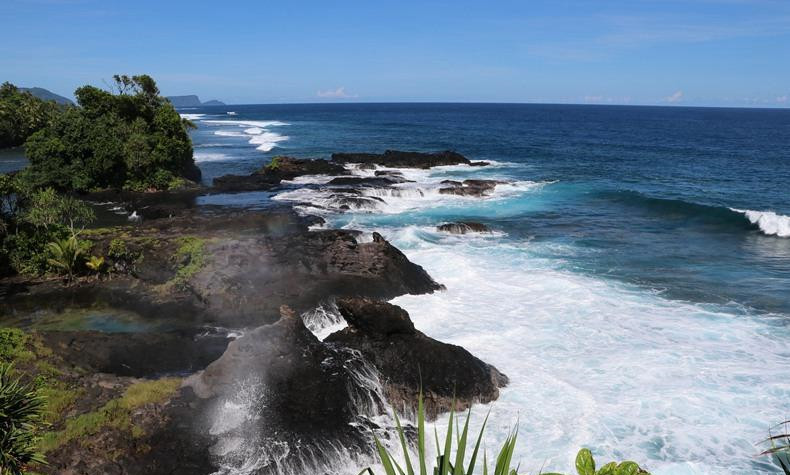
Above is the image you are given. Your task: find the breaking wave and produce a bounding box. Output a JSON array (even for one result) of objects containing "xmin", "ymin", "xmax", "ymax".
[
  {"xmin": 731, "ymin": 208, "xmax": 790, "ymax": 237},
  {"xmin": 602, "ymin": 190, "xmax": 790, "ymax": 238}
]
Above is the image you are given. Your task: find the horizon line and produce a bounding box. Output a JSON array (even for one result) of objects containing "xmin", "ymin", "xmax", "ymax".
[{"xmin": 177, "ymin": 100, "xmax": 790, "ymax": 111}]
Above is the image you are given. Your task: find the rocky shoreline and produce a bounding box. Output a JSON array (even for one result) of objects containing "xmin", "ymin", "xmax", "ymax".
[{"xmin": 2, "ymin": 150, "xmax": 511, "ymax": 474}]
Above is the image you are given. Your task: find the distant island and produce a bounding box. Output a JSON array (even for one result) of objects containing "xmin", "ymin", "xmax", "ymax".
[
  {"xmin": 166, "ymin": 94, "xmax": 226, "ymax": 108},
  {"xmin": 20, "ymin": 87, "xmax": 74, "ymax": 105}
]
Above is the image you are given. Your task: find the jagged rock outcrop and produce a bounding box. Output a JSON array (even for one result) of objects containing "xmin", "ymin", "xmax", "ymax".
[
  {"xmin": 188, "ymin": 230, "xmax": 443, "ymax": 325},
  {"xmin": 437, "ymin": 222, "xmax": 492, "ymax": 234},
  {"xmin": 327, "ymin": 298, "xmax": 508, "ymax": 418},
  {"xmin": 182, "ymin": 306, "xmax": 379, "ymax": 473},
  {"xmin": 331, "ymin": 150, "xmax": 488, "ymax": 169},
  {"xmin": 439, "ymin": 179, "xmax": 503, "ymax": 197},
  {"xmin": 213, "ymin": 156, "xmax": 346, "ymax": 191}
]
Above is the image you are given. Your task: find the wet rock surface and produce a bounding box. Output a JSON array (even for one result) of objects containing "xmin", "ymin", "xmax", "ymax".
[
  {"xmin": 177, "ymin": 306, "xmax": 380, "ymax": 474},
  {"xmin": 213, "ymin": 156, "xmax": 347, "ymax": 191},
  {"xmin": 327, "ymin": 298, "xmax": 508, "ymax": 418},
  {"xmin": 439, "ymin": 179, "xmax": 503, "ymax": 197},
  {"xmin": 40, "ymin": 330, "xmax": 231, "ymax": 377},
  {"xmin": 437, "ymin": 221, "xmax": 492, "ymax": 234}
]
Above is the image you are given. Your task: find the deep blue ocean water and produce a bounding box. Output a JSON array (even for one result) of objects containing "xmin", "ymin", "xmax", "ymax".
[
  {"xmin": 187, "ymin": 103, "xmax": 790, "ymax": 316},
  {"xmin": 4, "ymin": 103, "xmax": 789, "ymax": 473},
  {"xmin": 183, "ymin": 103, "xmax": 790, "ymax": 474}
]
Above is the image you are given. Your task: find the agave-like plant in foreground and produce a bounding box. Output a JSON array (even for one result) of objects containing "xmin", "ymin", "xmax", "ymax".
[
  {"xmin": 359, "ymin": 392, "xmax": 650, "ymax": 475},
  {"xmin": 0, "ymin": 364, "xmax": 46, "ymax": 474},
  {"xmin": 760, "ymin": 421, "xmax": 790, "ymax": 474}
]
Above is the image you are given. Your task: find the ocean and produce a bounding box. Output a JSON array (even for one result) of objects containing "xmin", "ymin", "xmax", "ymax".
[
  {"xmin": 6, "ymin": 103, "xmax": 790, "ymax": 473},
  {"xmin": 184, "ymin": 103, "xmax": 790, "ymax": 474}
]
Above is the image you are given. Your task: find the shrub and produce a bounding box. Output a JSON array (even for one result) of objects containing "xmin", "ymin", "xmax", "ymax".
[
  {"xmin": 0, "ymin": 180, "xmax": 94, "ymax": 276},
  {"xmin": 23, "ymin": 74, "xmax": 199, "ymax": 192},
  {"xmin": 107, "ymin": 238, "xmax": 141, "ymax": 273},
  {"xmin": 0, "ymin": 82, "xmax": 64, "ymax": 149},
  {"xmin": 46, "ymin": 236, "xmax": 90, "ymax": 280},
  {"xmin": 170, "ymin": 236, "xmax": 206, "ymax": 286},
  {"xmin": 85, "ymin": 255, "xmax": 106, "ymax": 274},
  {"xmin": 360, "ymin": 392, "xmax": 650, "ymax": 475},
  {"xmin": 0, "ymin": 363, "xmax": 46, "ymax": 474}
]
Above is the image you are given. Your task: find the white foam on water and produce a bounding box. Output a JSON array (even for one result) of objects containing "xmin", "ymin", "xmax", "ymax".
[
  {"xmin": 243, "ymin": 127, "xmax": 263, "ymax": 135},
  {"xmin": 248, "ymin": 131, "xmax": 289, "ymax": 152},
  {"xmin": 731, "ymin": 208, "xmax": 790, "ymax": 238},
  {"xmin": 273, "ymin": 178, "xmax": 550, "ymax": 215},
  {"xmin": 214, "ymin": 130, "xmax": 246, "ymax": 137},
  {"xmin": 179, "ymin": 113, "xmax": 205, "ymax": 120},
  {"xmin": 281, "ymin": 174, "xmax": 340, "ymax": 185},
  {"xmin": 195, "ymin": 151, "xmax": 233, "ymax": 163},
  {"xmin": 371, "ymin": 231, "xmax": 790, "ymax": 475},
  {"xmin": 203, "ymin": 119, "xmax": 290, "ymax": 128}
]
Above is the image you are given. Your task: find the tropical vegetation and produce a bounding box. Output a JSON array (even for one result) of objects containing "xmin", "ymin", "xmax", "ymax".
[
  {"xmin": 0, "ymin": 174, "xmax": 94, "ymax": 277},
  {"xmin": 761, "ymin": 421, "xmax": 790, "ymax": 474},
  {"xmin": 0, "ymin": 83, "xmax": 64, "ymax": 149},
  {"xmin": 0, "ymin": 363, "xmax": 46, "ymax": 474},
  {"xmin": 21, "ymin": 74, "xmax": 199, "ymax": 192}
]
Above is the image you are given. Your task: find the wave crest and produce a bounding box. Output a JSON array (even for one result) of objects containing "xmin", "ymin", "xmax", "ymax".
[{"xmin": 731, "ymin": 208, "xmax": 790, "ymax": 237}]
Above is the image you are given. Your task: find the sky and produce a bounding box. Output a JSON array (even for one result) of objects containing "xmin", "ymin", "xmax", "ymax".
[{"xmin": 1, "ymin": 0, "xmax": 789, "ymax": 107}]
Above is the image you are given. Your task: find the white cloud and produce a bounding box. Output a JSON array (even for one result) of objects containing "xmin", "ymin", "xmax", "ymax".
[
  {"xmin": 777, "ymin": 95, "xmax": 788, "ymax": 104},
  {"xmin": 665, "ymin": 90, "xmax": 684, "ymax": 103},
  {"xmin": 316, "ymin": 87, "xmax": 358, "ymax": 99}
]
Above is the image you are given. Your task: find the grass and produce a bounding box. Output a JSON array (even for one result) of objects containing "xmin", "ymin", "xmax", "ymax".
[
  {"xmin": 265, "ymin": 156, "xmax": 283, "ymax": 171},
  {"xmin": 359, "ymin": 392, "xmax": 650, "ymax": 475},
  {"xmin": 39, "ymin": 377, "xmax": 181, "ymax": 453},
  {"xmin": 170, "ymin": 236, "xmax": 207, "ymax": 286},
  {"xmin": 0, "ymin": 327, "xmax": 30, "ymax": 363}
]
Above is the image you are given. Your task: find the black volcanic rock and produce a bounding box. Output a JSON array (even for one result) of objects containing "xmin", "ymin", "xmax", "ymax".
[
  {"xmin": 327, "ymin": 298, "xmax": 508, "ymax": 418},
  {"xmin": 439, "ymin": 179, "xmax": 503, "ymax": 197},
  {"xmin": 39, "ymin": 330, "xmax": 231, "ymax": 378},
  {"xmin": 213, "ymin": 156, "xmax": 346, "ymax": 192},
  {"xmin": 437, "ymin": 222, "xmax": 492, "ymax": 234},
  {"xmin": 184, "ymin": 306, "xmax": 378, "ymax": 472},
  {"xmin": 331, "ymin": 150, "xmax": 481, "ymax": 169}
]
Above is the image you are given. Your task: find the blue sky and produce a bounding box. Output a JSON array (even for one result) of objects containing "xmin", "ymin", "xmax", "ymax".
[{"xmin": 2, "ymin": 0, "xmax": 789, "ymax": 107}]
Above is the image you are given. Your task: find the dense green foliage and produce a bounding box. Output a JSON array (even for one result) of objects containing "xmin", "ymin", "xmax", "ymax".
[
  {"xmin": 0, "ymin": 83, "xmax": 63, "ymax": 149},
  {"xmin": 361, "ymin": 392, "xmax": 650, "ymax": 475},
  {"xmin": 0, "ymin": 174, "xmax": 94, "ymax": 276},
  {"xmin": 24, "ymin": 74, "xmax": 199, "ymax": 192},
  {"xmin": 0, "ymin": 364, "xmax": 46, "ymax": 474}
]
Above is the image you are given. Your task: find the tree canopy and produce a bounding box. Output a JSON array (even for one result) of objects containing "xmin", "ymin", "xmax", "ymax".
[
  {"xmin": 23, "ymin": 74, "xmax": 200, "ymax": 192},
  {"xmin": 0, "ymin": 82, "xmax": 63, "ymax": 149}
]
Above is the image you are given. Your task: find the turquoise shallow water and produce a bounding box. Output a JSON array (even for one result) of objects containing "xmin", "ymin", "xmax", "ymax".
[{"xmin": 182, "ymin": 103, "xmax": 790, "ymax": 473}]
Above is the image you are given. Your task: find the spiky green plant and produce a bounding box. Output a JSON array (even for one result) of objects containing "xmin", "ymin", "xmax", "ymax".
[
  {"xmin": 0, "ymin": 364, "xmax": 46, "ymax": 474},
  {"xmin": 46, "ymin": 235, "xmax": 88, "ymax": 280},
  {"xmin": 760, "ymin": 421, "xmax": 790, "ymax": 474},
  {"xmin": 360, "ymin": 392, "xmax": 650, "ymax": 475}
]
